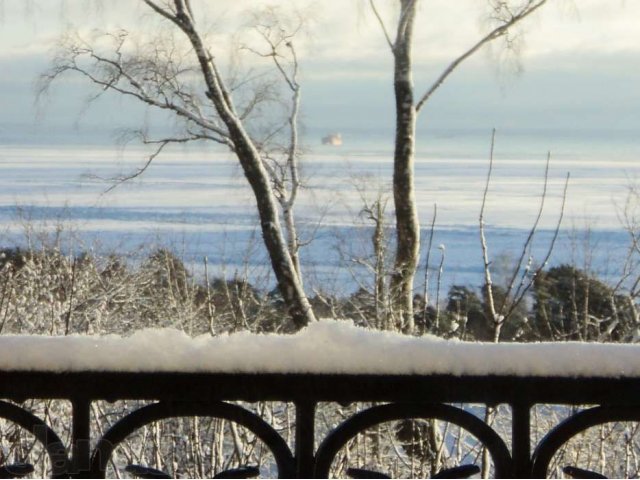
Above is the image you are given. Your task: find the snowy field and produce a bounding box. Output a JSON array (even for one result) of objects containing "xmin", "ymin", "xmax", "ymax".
[{"xmin": 0, "ymin": 128, "xmax": 638, "ymax": 294}]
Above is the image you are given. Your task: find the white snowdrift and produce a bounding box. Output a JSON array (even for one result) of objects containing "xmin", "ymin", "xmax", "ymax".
[{"xmin": 0, "ymin": 319, "xmax": 638, "ymax": 377}]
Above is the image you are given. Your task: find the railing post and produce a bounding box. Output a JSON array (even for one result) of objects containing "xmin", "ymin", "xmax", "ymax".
[
  {"xmin": 295, "ymin": 400, "xmax": 316, "ymax": 478},
  {"xmin": 71, "ymin": 398, "xmax": 92, "ymax": 478},
  {"xmin": 511, "ymin": 401, "xmax": 532, "ymax": 479}
]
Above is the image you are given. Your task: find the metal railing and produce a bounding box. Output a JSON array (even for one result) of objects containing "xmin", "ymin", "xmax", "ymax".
[{"xmin": 1, "ymin": 371, "xmax": 639, "ymax": 478}]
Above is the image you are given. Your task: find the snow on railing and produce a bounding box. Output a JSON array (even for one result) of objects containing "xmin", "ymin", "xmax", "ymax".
[
  {"xmin": 1, "ymin": 320, "xmax": 640, "ymax": 478},
  {"xmin": 1, "ymin": 319, "xmax": 640, "ymax": 377}
]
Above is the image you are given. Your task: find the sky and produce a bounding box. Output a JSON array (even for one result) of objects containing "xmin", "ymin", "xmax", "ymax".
[{"xmin": 0, "ymin": 0, "xmax": 639, "ymax": 143}]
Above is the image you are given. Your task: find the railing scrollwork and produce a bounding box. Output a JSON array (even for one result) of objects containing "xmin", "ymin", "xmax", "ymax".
[
  {"xmin": 1, "ymin": 372, "xmax": 639, "ymax": 478},
  {"xmin": 0, "ymin": 400, "xmax": 69, "ymax": 478},
  {"xmin": 314, "ymin": 403, "xmax": 511, "ymax": 478},
  {"xmin": 531, "ymin": 405, "xmax": 640, "ymax": 479},
  {"xmin": 91, "ymin": 401, "xmax": 295, "ymax": 478}
]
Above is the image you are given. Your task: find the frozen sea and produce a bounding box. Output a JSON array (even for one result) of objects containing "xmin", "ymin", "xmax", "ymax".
[{"xmin": 0, "ymin": 127, "xmax": 638, "ymax": 296}]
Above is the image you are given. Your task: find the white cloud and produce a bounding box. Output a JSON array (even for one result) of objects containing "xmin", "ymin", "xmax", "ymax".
[
  {"xmin": 1, "ymin": 0, "xmax": 638, "ymax": 133},
  {"xmin": 2, "ymin": 1, "xmax": 639, "ymax": 71}
]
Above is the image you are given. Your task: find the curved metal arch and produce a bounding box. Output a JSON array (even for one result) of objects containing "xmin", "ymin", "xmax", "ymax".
[
  {"xmin": 90, "ymin": 400, "xmax": 295, "ymax": 478},
  {"xmin": 0, "ymin": 400, "xmax": 70, "ymax": 478},
  {"xmin": 314, "ymin": 403, "xmax": 512, "ymax": 479},
  {"xmin": 531, "ymin": 405, "xmax": 640, "ymax": 478}
]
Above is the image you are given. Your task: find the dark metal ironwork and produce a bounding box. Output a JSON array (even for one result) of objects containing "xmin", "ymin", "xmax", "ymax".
[
  {"xmin": 314, "ymin": 403, "xmax": 511, "ymax": 478},
  {"xmin": 530, "ymin": 405, "xmax": 640, "ymax": 478},
  {"xmin": 125, "ymin": 463, "xmax": 262, "ymax": 479},
  {"xmin": 431, "ymin": 464, "xmax": 481, "ymax": 479},
  {"xmin": 562, "ymin": 466, "xmax": 608, "ymax": 479},
  {"xmin": 0, "ymin": 372, "xmax": 639, "ymax": 478},
  {"xmin": 0, "ymin": 400, "xmax": 69, "ymax": 478},
  {"xmin": 212, "ymin": 466, "xmax": 261, "ymax": 479},
  {"xmin": 0, "ymin": 463, "xmax": 34, "ymax": 479},
  {"xmin": 125, "ymin": 465, "xmax": 172, "ymax": 479},
  {"xmin": 346, "ymin": 467, "xmax": 391, "ymax": 478},
  {"xmin": 90, "ymin": 401, "xmax": 294, "ymax": 478}
]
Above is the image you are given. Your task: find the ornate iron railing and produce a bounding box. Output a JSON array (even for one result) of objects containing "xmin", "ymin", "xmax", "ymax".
[{"xmin": 1, "ymin": 371, "xmax": 639, "ymax": 478}]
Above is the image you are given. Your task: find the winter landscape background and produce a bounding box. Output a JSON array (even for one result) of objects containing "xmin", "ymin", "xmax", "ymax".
[
  {"xmin": 1, "ymin": 1, "xmax": 640, "ymax": 478},
  {"xmin": 0, "ymin": 126, "xmax": 637, "ymax": 296}
]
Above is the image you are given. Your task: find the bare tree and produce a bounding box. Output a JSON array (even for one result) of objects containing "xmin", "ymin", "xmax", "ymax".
[
  {"xmin": 369, "ymin": 0, "xmax": 551, "ymax": 332},
  {"xmin": 241, "ymin": 6, "xmax": 307, "ymax": 285},
  {"xmin": 39, "ymin": 1, "xmax": 316, "ymax": 328},
  {"xmin": 479, "ymin": 130, "xmax": 569, "ymax": 343},
  {"xmin": 358, "ymin": 187, "xmax": 391, "ymax": 330}
]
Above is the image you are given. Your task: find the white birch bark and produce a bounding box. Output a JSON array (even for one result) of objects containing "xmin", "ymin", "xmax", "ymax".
[{"xmin": 141, "ymin": 1, "xmax": 316, "ymax": 328}]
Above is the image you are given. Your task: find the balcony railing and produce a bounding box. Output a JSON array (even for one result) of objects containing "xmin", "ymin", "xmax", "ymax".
[
  {"xmin": 0, "ymin": 321, "xmax": 638, "ymax": 478},
  {"xmin": 1, "ymin": 370, "xmax": 640, "ymax": 478}
]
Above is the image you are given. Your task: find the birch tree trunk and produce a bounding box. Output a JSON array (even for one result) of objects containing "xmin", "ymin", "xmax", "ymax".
[
  {"xmin": 390, "ymin": 0, "xmax": 420, "ymax": 333},
  {"xmin": 142, "ymin": 0, "xmax": 315, "ymax": 329},
  {"xmin": 369, "ymin": 0, "xmax": 550, "ymax": 333}
]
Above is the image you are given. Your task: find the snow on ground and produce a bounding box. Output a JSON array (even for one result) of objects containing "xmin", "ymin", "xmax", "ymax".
[{"xmin": 0, "ymin": 319, "xmax": 639, "ymax": 377}]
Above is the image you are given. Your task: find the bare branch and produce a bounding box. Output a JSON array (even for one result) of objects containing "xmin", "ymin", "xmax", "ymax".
[
  {"xmin": 369, "ymin": 0, "xmax": 394, "ymax": 51},
  {"xmin": 505, "ymin": 171, "xmax": 570, "ymax": 319},
  {"xmin": 142, "ymin": 0, "xmax": 178, "ymax": 24},
  {"xmin": 434, "ymin": 244, "xmax": 446, "ymax": 330},
  {"xmin": 416, "ymin": 0, "xmax": 548, "ymax": 112},
  {"xmin": 40, "ymin": 31, "xmax": 232, "ymax": 144},
  {"xmin": 479, "ymin": 129, "xmax": 500, "ymax": 339},
  {"xmin": 502, "ymin": 151, "xmax": 551, "ymax": 307},
  {"xmin": 141, "ymin": 1, "xmax": 235, "ymax": 117},
  {"xmin": 102, "ymin": 134, "xmax": 203, "ymax": 194},
  {"xmin": 183, "ymin": 0, "xmax": 195, "ymax": 23},
  {"xmin": 422, "ymin": 203, "xmax": 437, "ymax": 308},
  {"xmin": 241, "ymin": 8, "xmax": 307, "ymax": 277}
]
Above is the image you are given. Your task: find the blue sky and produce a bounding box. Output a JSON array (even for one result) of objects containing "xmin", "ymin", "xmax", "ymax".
[{"xmin": 0, "ymin": 0, "xmax": 639, "ymax": 143}]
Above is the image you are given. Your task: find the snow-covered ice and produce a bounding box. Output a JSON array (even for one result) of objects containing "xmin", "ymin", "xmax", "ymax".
[
  {"xmin": 0, "ymin": 319, "xmax": 639, "ymax": 377},
  {"xmin": 1, "ymin": 136, "xmax": 638, "ymax": 293}
]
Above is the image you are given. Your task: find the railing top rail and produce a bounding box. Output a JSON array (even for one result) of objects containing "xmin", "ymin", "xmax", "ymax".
[{"xmin": 2, "ymin": 370, "xmax": 640, "ymax": 406}]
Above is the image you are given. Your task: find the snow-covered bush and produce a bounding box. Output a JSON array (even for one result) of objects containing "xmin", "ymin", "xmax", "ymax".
[{"xmin": 1, "ymin": 235, "xmax": 640, "ymax": 477}]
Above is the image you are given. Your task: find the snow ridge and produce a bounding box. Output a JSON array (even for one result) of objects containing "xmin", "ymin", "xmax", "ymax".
[{"xmin": 0, "ymin": 319, "xmax": 638, "ymax": 377}]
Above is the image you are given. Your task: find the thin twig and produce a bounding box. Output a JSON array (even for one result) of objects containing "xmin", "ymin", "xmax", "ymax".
[
  {"xmin": 64, "ymin": 256, "xmax": 78, "ymax": 336},
  {"xmin": 502, "ymin": 152, "xmax": 551, "ymax": 308},
  {"xmin": 101, "ymin": 137, "xmax": 175, "ymax": 194},
  {"xmin": 435, "ymin": 244, "xmax": 446, "ymax": 330},
  {"xmin": 416, "ymin": 0, "xmax": 548, "ymax": 112},
  {"xmin": 369, "ymin": 0, "xmax": 394, "ymax": 51},
  {"xmin": 479, "ymin": 129, "xmax": 499, "ymax": 338},
  {"xmin": 507, "ymin": 172, "xmax": 570, "ymax": 318},
  {"xmin": 423, "ymin": 203, "xmax": 437, "ymax": 322}
]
